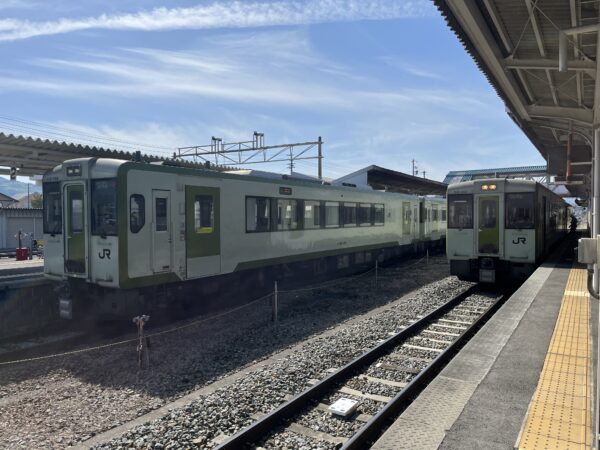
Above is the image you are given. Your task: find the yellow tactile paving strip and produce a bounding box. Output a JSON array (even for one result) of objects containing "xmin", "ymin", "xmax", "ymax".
[{"xmin": 517, "ymin": 268, "xmax": 593, "ymax": 450}]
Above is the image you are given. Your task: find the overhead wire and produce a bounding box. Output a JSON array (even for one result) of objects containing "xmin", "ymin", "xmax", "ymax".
[{"xmin": 0, "ymin": 115, "xmax": 174, "ymax": 152}]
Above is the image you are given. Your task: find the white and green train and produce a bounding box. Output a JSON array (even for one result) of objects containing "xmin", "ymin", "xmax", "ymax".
[
  {"xmin": 43, "ymin": 158, "xmax": 446, "ymax": 315},
  {"xmin": 447, "ymin": 178, "xmax": 569, "ymax": 283}
]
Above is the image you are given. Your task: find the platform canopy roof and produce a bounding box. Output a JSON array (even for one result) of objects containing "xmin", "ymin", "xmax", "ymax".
[
  {"xmin": 0, "ymin": 132, "xmax": 238, "ymax": 177},
  {"xmin": 435, "ymin": 0, "xmax": 600, "ymax": 200},
  {"xmin": 0, "ymin": 132, "xmax": 169, "ymax": 177},
  {"xmin": 443, "ymin": 165, "xmax": 548, "ymax": 184},
  {"xmin": 334, "ymin": 165, "xmax": 448, "ymax": 196}
]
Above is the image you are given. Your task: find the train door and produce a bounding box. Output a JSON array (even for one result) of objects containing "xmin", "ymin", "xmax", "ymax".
[
  {"xmin": 152, "ymin": 190, "xmax": 171, "ymax": 273},
  {"xmin": 542, "ymin": 196, "xmax": 547, "ymax": 253},
  {"xmin": 413, "ymin": 204, "xmax": 418, "ymax": 237},
  {"xmin": 426, "ymin": 204, "xmax": 431, "ymax": 235},
  {"xmin": 185, "ymin": 186, "xmax": 221, "ymax": 277},
  {"xmin": 64, "ymin": 183, "xmax": 86, "ymax": 275},
  {"xmin": 477, "ymin": 196, "xmax": 499, "ymax": 254}
]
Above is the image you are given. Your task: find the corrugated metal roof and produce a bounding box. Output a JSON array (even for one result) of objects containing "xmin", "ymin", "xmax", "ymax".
[
  {"xmin": 0, "ymin": 132, "xmax": 238, "ymax": 176},
  {"xmin": 443, "ymin": 165, "xmax": 548, "ymax": 184},
  {"xmin": 336, "ymin": 165, "xmax": 448, "ymax": 196},
  {"xmin": 433, "ymin": 1, "xmax": 595, "ymax": 199}
]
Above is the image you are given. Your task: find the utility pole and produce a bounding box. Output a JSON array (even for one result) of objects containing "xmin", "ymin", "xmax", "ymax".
[
  {"xmin": 423, "ymin": 171, "xmax": 427, "ymax": 179},
  {"xmin": 412, "ymin": 159, "xmax": 417, "ymax": 176},
  {"xmin": 317, "ymin": 136, "xmax": 323, "ymax": 180}
]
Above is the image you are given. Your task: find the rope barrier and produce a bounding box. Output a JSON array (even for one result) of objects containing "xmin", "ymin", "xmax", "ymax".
[
  {"xmin": 278, "ymin": 266, "xmax": 376, "ymax": 294},
  {"xmin": 0, "ymin": 252, "xmax": 438, "ymax": 366},
  {"xmin": 0, "ymin": 292, "xmax": 274, "ymax": 366}
]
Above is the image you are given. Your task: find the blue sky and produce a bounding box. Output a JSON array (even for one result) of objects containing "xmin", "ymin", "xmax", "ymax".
[{"xmin": 0, "ymin": 0, "xmax": 545, "ymax": 181}]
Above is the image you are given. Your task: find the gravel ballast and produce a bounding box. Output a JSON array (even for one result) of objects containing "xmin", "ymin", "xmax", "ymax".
[
  {"xmin": 94, "ymin": 276, "xmax": 470, "ymax": 450},
  {"xmin": 0, "ymin": 255, "xmax": 460, "ymax": 449}
]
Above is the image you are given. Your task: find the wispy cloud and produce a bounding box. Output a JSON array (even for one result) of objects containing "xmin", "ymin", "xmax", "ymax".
[
  {"xmin": 6, "ymin": 29, "xmax": 494, "ymax": 118},
  {"xmin": 0, "ymin": 0, "xmax": 435, "ymax": 42},
  {"xmin": 0, "ymin": 0, "xmax": 37, "ymax": 11},
  {"xmin": 380, "ymin": 56, "xmax": 442, "ymax": 80}
]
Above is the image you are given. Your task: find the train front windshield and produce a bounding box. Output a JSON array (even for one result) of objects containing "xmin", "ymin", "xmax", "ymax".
[
  {"xmin": 448, "ymin": 194, "xmax": 473, "ymax": 229},
  {"xmin": 91, "ymin": 179, "xmax": 118, "ymax": 236},
  {"xmin": 506, "ymin": 193, "xmax": 534, "ymax": 229}
]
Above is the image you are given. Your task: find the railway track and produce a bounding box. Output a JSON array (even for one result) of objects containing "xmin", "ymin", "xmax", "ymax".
[{"xmin": 215, "ymin": 284, "xmax": 505, "ymax": 449}]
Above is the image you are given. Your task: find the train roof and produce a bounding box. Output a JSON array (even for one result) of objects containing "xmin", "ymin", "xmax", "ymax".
[
  {"xmin": 45, "ymin": 157, "xmax": 442, "ymax": 201},
  {"xmin": 447, "ymin": 178, "xmax": 566, "ymax": 203}
]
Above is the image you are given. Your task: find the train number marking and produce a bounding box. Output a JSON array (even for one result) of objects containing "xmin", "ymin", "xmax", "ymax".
[
  {"xmin": 98, "ymin": 249, "xmax": 111, "ymax": 259},
  {"xmin": 512, "ymin": 237, "xmax": 526, "ymax": 244}
]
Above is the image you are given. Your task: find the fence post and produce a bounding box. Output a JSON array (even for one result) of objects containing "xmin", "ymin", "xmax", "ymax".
[
  {"xmin": 133, "ymin": 315, "xmax": 150, "ymax": 369},
  {"xmin": 375, "ymin": 259, "xmax": 378, "ymax": 291},
  {"xmin": 273, "ymin": 281, "xmax": 278, "ymax": 322},
  {"xmin": 426, "ymin": 248, "xmax": 429, "ymax": 265}
]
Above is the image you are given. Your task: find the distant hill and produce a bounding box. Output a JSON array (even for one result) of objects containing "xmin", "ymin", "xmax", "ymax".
[{"xmin": 0, "ymin": 178, "xmax": 41, "ymax": 198}]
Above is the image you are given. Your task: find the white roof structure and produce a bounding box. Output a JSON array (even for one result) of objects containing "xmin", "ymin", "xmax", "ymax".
[{"xmin": 435, "ymin": 1, "xmax": 599, "ymax": 200}]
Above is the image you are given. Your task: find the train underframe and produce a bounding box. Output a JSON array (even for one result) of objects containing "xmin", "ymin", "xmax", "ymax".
[
  {"xmin": 450, "ymin": 257, "xmax": 536, "ymax": 283},
  {"xmin": 60, "ymin": 238, "xmax": 446, "ymax": 320}
]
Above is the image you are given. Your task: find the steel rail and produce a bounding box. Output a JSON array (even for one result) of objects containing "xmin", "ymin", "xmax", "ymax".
[
  {"xmin": 215, "ymin": 284, "xmax": 482, "ymax": 450},
  {"xmin": 342, "ymin": 287, "xmax": 506, "ymax": 449}
]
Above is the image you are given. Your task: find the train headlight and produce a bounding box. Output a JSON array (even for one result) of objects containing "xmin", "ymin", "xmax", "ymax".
[
  {"xmin": 489, "ymin": 184, "xmax": 497, "ymax": 190},
  {"xmin": 481, "ymin": 185, "xmax": 489, "ymax": 190}
]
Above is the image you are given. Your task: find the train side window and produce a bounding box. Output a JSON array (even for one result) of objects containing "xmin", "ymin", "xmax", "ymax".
[
  {"xmin": 304, "ymin": 200, "xmax": 321, "ymax": 229},
  {"xmin": 358, "ymin": 203, "xmax": 371, "ymax": 226},
  {"xmin": 276, "ymin": 199, "xmax": 299, "ymax": 231},
  {"xmin": 246, "ymin": 197, "xmax": 271, "ymax": 232},
  {"xmin": 506, "ymin": 193, "xmax": 534, "ymax": 229},
  {"xmin": 194, "ymin": 195, "xmax": 214, "ymax": 233},
  {"xmin": 71, "ymin": 192, "xmax": 83, "ymax": 233},
  {"xmin": 43, "ymin": 182, "xmax": 62, "ymax": 235},
  {"xmin": 373, "ymin": 204, "xmax": 384, "ymax": 225},
  {"xmin": 442, "ymin": 209, "xmax": 447, "ymax": 221},
  {"xmin": 325, "ymin": 201, "xmax": 340, "ymax": 228},
  {"xmin": 343, "ymin": 203, "xmax": 357, "ymax": 227},
  {"xmin": 402, "ymin": 202, "xmax": 411, "ymax": 235},
  {"xmin": 130, "ymin": 194, "xmax": 145, "ymax": 233},
  {"xmin": 448, "ymin": 194, "xmax": 473, "ymax": 228},
  {"xmin": 155, "ymin": 198, "xmax": 168, "ymax": 232}
]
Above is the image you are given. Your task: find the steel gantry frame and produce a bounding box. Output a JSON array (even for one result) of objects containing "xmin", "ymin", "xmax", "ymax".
[{"xmin": 175, "ymin": 133, "xmax": 324, "ymax": 178}]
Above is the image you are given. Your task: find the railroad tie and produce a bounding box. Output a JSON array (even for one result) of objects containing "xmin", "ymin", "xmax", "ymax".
[
  {"xmin": 377, "ymin": 362, "xmax": 421, "ymax": 375},
  {"xmin": 285, "ymin": 423, "xmax": 346, "ymax": 445},
  {"xmin": 403, "ymin": 343, "xmax": 443, "ymax": 353},
  {"xmin": 358, "ymin": 374, "xmax": 407, "ymax": 388},
  {"xmin": 438, "ymin": 318, "xmax": 471, "ymax": 325},
  {"xmin": 421, "ymin": 329, "xmax": 460, "ymax": 338},
  {"xmin": 338, "ymin": 386, "xmax": 392, "ymax": 403},
  {"xmin": 430, "ymin": 323, "xmax": 467, "ymax": 331}
]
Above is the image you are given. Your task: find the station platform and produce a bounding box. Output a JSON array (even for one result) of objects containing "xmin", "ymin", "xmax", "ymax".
[
  {"xmin": 0, "ymin": 257, "xmax": 43, "ymax": 275},
  {"xmin": 373, "ymin": 240, "xmax": 597, "ymax": 450},
  {"xmin": 0, "ymin": 258, "xmax": 44, "ymax": 288}
]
